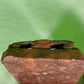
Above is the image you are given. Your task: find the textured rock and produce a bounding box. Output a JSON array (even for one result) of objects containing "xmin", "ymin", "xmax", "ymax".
[
  {"xmin": 8, "ymin": 39, "xmax": 74, "ymax": 49},
  {"xmin": 1, "ymin": 39, "xmax": 84, "ymax": 84}
]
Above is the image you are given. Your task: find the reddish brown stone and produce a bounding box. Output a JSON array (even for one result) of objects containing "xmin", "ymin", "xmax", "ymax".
[
  {"xmin": 8, "ymin": 39, "xmax": 74, "ymax": 49},
  {"xmin": 1, "ymin": 39, "xmax": 84, "ymax": 84},
  {"xmin": 34, "ymin": 39, "xmax": 51, "ymax": 43}
]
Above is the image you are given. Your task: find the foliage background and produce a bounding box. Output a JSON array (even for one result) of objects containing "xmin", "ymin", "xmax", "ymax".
[{"xmin": 0, "ymin": 0, "xmax": 84, "ymax": 84}]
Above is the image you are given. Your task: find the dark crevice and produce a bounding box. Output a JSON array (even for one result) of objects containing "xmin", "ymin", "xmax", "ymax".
[
  {"xmin": 20, "ymin": 44, "xmax": 32, "ymax": 48},
  {"xmin": 9, "ymin": 45, "xmax": 13, "ymax": 48},
  {"xmin": 50, "ymin": 44, "xmax": 64, "ymax": 49}
]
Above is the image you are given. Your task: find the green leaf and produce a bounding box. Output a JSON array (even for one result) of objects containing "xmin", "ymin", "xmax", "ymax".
[
  {"xmin": 76, "ymin": 73, "xmax": 84, "ymax": 84},
  {"xmin": 0, "ymin": 0, "xmax": 84, "ymax": 84}
]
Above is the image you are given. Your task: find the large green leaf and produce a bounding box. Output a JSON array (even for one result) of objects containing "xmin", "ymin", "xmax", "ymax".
[
  {"xmin": 77, "ymin": 73, "xmax": 84, "ymax": 84},
  {"xmin": 0, "ymin": 0, "xmax": 84, "ymax": 84}
]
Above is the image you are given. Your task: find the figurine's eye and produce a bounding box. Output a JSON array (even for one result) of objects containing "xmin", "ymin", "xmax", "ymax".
[
  {"xmin": 20, "ymin": 43, "xmax": 32, "ymax": 48},
  {"xmin": 50, "ymin": 44, "xmax": 64, "ymax": 49}
]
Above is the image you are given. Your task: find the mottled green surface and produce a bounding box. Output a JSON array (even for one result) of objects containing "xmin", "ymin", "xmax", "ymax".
[{"xmin": 0, "ymin": 0, "xmax": 84, "ymax": 84}]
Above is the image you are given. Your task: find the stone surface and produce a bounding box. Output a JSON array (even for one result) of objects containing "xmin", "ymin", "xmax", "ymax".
[
  {"xmin": 2, "ymin": 57, "xmax": 84, "ymax": 84},
  {"xmin": 8, "ymin": 39, "xmax": 74, "ymax": 49},
  {"xmin": 1, "ymin": 39, "xmax": 84, "ymax": 84}
]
